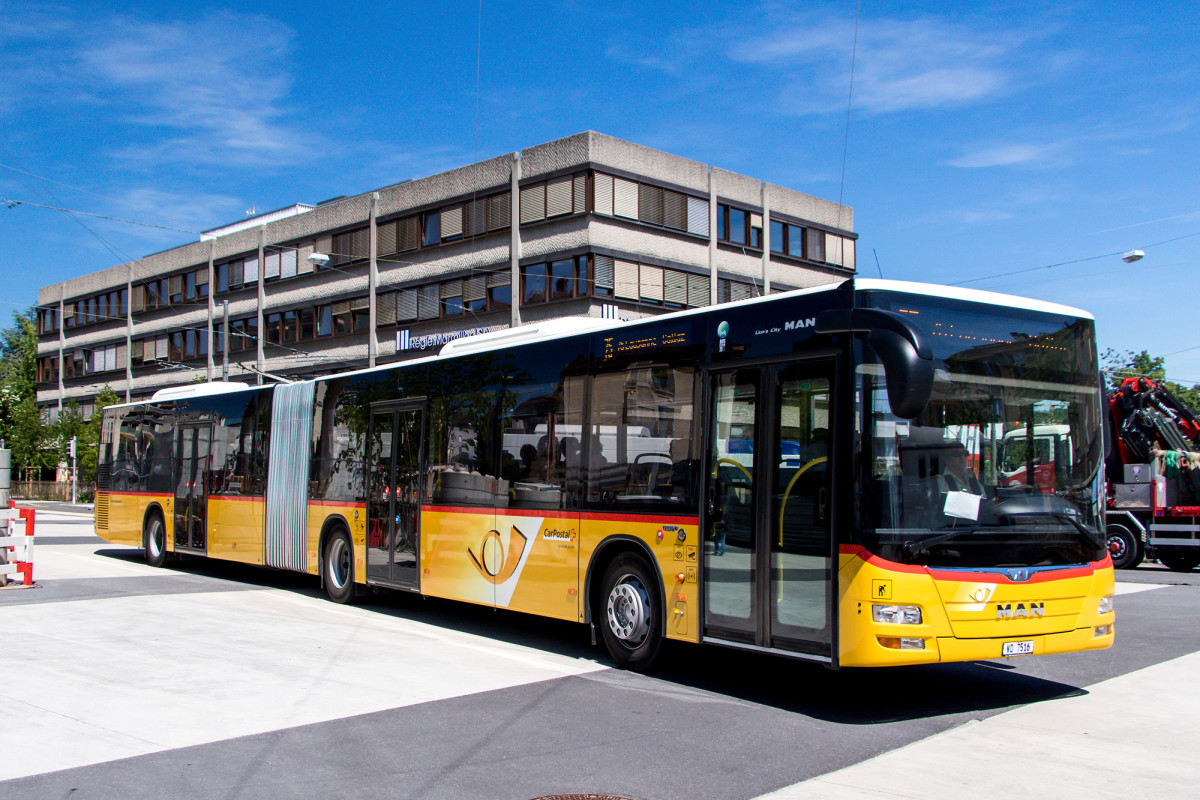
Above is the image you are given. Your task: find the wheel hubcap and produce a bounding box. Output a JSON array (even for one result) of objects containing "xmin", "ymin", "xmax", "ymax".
[
  {"xmin": 328, "ymin": 539, "xmax": 350, "ymax": 589},
  {"xmin": 148, "ymin": 521, "xmax": 163, "ymax": 558},
  {"xmin": 606, "ymin": 576, "xmax": 650, "ymax": 647}
]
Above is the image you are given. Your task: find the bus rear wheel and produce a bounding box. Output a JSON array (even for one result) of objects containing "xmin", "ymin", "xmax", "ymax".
[
  {"xmin": 1106, "ymin": 523, "xmax": 1142, "ymax": 570},
  {"xmin": 323, "ymin": 528, "xmax": 357, "ymax": 604},
  {"xmin": 144, "ymin": 512, "xmax": 167, "ymax": 568},
  {"xmin": 1158, "ymin": 547, "xmax": 1200, "ymax": 573},
  {"xmin": 598, "ymin": 554, "xmax": 662, "ymax": 671}
]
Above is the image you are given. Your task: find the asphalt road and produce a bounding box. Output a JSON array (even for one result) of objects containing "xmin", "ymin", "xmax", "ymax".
[{"xmin": 2, "ymin": 509, "xmax": 1195, "ymax": 800}]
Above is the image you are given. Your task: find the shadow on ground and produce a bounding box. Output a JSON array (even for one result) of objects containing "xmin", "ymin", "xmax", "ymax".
[{"xmin": 87, "ymin": 545, "xmax": 1094, "ymax": 725}]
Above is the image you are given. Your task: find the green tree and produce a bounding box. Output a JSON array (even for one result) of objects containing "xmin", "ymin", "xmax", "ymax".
[
  {"xmin": 1103, "ymin": 348, "xmax": 1200, "ymax": 416},
  {"xmin": 0, "ymin": 308, "xmax": 52, "ymax": 473},
  {"xmin": 54, "ymin": 385, "xmax": 122, "ymax": 482}
]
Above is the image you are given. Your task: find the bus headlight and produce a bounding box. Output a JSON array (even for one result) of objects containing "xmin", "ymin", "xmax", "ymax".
[
  {"xmin": 873, "ymin": 604, "xmax": 922, "ymax": 624},
  {"xmin": 1098, "ymin": 595, "xmax": 1114, "ymax": 614}
]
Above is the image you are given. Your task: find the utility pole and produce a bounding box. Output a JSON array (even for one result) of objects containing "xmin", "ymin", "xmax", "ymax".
[
  {"xmin": 70, "ymin": 436, "xmax": 77, "ymax": 505},
  {"xmin": 222, "ymin": 300, "xmax": 230, "ymax": 381}
]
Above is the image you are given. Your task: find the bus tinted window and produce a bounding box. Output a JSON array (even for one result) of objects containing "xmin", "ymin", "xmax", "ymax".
[{"xmin": 587, "ymin": 364, "xmax": 696, "ymax": 510}]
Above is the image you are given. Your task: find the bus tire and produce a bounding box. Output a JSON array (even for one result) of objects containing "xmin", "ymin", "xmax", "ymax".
[
  {"xmin": 597, "ymin": 553, "xmax": 662, "ymax": 671},
  {"xmin": 144, "ymin": 511, "xmax": 168, "ymax": 568},
  {"xmin": 1157, "ymin": 547, "xmax": 1200, "ymax": 573},
  {"xmin": 1106, "ymin": 523, "xmax": 1142, "ymax": 570},
  {"xmin": 323, "ymin": 528, "xmax": 357, "ymax": 604}
]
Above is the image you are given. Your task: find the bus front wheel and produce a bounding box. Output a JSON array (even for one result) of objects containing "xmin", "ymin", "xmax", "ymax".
[
  {"xmin": 144, "ymin": 512, "xmax": 167, "ymax": 568},
  {"xmin": 598, "ymin": 554, "xmax": 662, "ymax": 671},
  {"xmin": 324, "ymin": 529, "xmax": 357, "ymax": 604}
]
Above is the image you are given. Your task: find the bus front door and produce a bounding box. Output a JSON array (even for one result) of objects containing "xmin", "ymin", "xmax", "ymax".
[
  {"xmin": 366, "ymin": 403, "xmax": 424, "ymax": 590},
  {"xmin": 173, "ymin": 423, "xmax": 211, "ymax": 555},
  {"xmin": 703, "ymin": 360, "xmax": 835, "ymax": 662}
]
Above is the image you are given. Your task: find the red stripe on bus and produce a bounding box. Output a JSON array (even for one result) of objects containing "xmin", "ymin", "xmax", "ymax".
[
  {"xmin": 839, "ymin": 544, "xmax": 1104, "ymax": 583},
  {"xmin": 421, "ymin": 504, "xmax": 698, "ymax": 526}
]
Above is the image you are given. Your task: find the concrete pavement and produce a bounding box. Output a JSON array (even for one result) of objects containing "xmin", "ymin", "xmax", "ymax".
[
  {"xmin": 3, "ymin": 507, "xmax": 1195, "ymax": 798},
  {"xmin": 0, "ymin": 509, "xmax": 605, "ymax": 781},
  {"xmin": 759, "ymin": 588, "xmax": 1192, "ymax": 799}
]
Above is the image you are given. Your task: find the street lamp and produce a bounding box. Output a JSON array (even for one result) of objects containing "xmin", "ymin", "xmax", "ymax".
[{"xmin": 1122, "ymin": 250, "xmax": 1145, "ymax": 263}]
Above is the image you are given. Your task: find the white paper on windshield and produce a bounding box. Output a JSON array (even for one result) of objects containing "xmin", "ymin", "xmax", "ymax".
[{"xmin": 944, "ymin": 491, "xmax": 981, "ymax": 521}]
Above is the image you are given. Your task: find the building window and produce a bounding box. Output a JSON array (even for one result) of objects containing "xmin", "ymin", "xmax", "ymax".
[
  {"xmin": 299, "ymin": 307, "xmax": 315, "ymax": 340},
  {"xmin": 489, "ymin": 282, "xmax": 511, "ymax": 309},
  {"xmin": 333, "ymin": 304, "xmax": 351, "ymax": 335},
  {"xmin": 523, "ymin": 263, "xmax": 547, "ymax": 304},
  {"xmin": 317, "ymin": 305, "xmax": 332, "ymax": 337},
  {"xmin": 351, "ymin": 302, "xmax": 369, "ymax": 332},
  {"xmin": 282, "ymin": 310, "xmax": 298, "ymax": 344},
  {"xmin": 717, "ymin": 204, "xmax": 763, "ymax": 248},
  {"xmin": 549, "ymin": 258, "xmax": 577, "ymax": 299},
  {"xmin": 266, "ymin": 313, "xmax": 281, "ymax": 345},
  {"xmin": 422, "ymin": 211, "xmax": 441, "ymax": 247}
]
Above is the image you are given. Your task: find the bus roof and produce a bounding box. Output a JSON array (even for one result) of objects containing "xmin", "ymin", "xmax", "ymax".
[
  {"xmin": 108, "ymin": 279, "xmax": 1094, "ymax": 406},
  {"xmin": 854, "ymin": 279, "xmax": 1094, "ymax": 320}
]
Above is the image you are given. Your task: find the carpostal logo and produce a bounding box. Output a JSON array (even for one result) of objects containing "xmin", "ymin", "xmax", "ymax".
[{"xmin": 542, "ymin": 527, "xmax": 576, "ymax": 542}]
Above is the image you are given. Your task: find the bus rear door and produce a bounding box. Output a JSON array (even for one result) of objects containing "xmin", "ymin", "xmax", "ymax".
[
  {"xmin": 366, "ymin": 401, "xmax": 425, "ymax": 590},
  {"xmin": 174, "ymin": 422, "xmax": 212, "ymax": 555}
]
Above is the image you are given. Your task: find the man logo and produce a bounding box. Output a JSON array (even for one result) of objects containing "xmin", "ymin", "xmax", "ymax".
[
  {"xmin": 468, "ymin": 525, "xmax": 528, "ymax": 584},
  {"xmin": 783, "ymin": 318, "xmax": 817, "ymax": 331},
  {"xmin": 996, "ymin": 602, "xmax": 1045, "ymax": 619}
]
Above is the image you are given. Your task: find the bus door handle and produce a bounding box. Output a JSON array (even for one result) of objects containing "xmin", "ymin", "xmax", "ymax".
[
  {"xmin": 706, "ymin": 479, "xmax": 723, "ymax": 521},
  {"xmin": 818, "ymin": 487, "xmax": 828, "ymax": 522}
]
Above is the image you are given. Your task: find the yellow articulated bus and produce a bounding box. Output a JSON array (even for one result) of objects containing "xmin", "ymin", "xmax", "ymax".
[{"xmin": 95, "ymin": 279, "xmax": 1114, "ymax": 670}]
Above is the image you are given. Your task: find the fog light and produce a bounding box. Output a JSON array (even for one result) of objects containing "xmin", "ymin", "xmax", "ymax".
[
  {"xmin": 873, "ymin": 604, "xmax": 922, "ymax": 624},
  {"xmin": 1094, "ymin": 624, "xmax": 1113, "ymax": 637},
  {"xmin": 878, "ymin": 636, "xmax": 926, "ymax": 650},
  {"xmin": 1098, "ymin": 595, "xmax": 1114, "ymax": 614}
]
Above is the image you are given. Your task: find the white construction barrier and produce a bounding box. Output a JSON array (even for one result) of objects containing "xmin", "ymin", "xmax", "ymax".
[{"xmin": 0, "ymin": 504, "xmax": 34, "ymax": 586}]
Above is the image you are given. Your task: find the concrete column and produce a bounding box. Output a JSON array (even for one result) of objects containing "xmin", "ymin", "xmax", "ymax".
[
  {"xmin": 510, "ymin": 152, "xmax": 522, "ymax": 328},
  {"xmin": 368, "ymin": 192, "xmax": 379, "ymax": 368},
  {"xmin": 57, "ymin": 286, "xmax": 65, "ymax": 412},
  {"xmin": 761, "ymin": 183, "xmax": 771, "ymax": 296},
  {"xmin": 206, "ymin": 240, "xmax": 215, "ymax": 381},
  {"xmin": 125, "ymin": 263, "xmax": 134, "ymax": 402},
  {"xmin": 708, "ymin": 168, "xmax": 718, "ymax": 306},
  {"xmin": 256, "ymin": 227, "xmax": 265, "ymax": 384}
]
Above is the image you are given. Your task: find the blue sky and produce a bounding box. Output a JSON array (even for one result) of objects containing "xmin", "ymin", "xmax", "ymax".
[{"xmin": 2, "ymin": 0, "xmax": 1198, "ymax": 382}]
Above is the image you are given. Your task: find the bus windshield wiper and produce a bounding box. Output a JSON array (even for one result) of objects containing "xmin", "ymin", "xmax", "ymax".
[
  {"xmin": 992, "ymin": 495, "xmax": 1104, "ymax": 550},
  {"xmin": 901, "ymin": 527, "xmax": 986, "ymax": 560},
  {"xmin": 997, "ymin": 510, "xmax": 1105, "ymax": 550}
]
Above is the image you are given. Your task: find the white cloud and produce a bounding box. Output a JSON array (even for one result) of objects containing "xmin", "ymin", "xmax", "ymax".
[
  {"xmin": 947, "ymin": 142, "xmax": 1067, "ymax": 168},
  {"xmin": 731, "ymin": 14, "xmax": 1017, "ymax": 115},
  {"xmin": 0, "ymin": 6, "xmax": 319, "ymax": 168},
  {"xmin": 77, "ymin": 11, "xmax": 316, "ymax": 167}
]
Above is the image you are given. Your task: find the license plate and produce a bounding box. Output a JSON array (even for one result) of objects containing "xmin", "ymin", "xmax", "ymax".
[{"xmin": 1002, "ymin": 640, "xmax": 1035, "ymax": 657}]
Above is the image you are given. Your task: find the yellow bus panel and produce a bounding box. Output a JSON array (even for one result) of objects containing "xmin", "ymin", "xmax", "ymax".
[{"xmin": 838, "ymin": 545, "xmax": 1114, "ymax": 667}]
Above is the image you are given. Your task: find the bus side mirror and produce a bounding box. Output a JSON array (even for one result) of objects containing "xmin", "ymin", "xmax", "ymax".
[{"xmin": 815, "ymin": 308, "xmax": 934, "ymax": 420}]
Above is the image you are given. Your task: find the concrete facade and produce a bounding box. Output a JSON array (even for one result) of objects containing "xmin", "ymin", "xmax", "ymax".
[{"xmin": 35, "ymin": 131, "xmax": 856, "ymax": 416}]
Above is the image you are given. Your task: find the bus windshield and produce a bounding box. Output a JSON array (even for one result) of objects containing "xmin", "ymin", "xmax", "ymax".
[{"xmin": 856, "ymin": 292, "xmax": 1106, "ymax": 569}]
